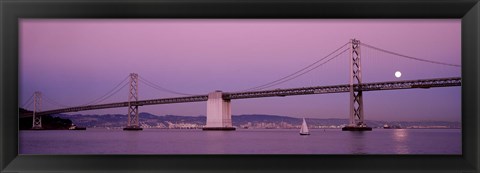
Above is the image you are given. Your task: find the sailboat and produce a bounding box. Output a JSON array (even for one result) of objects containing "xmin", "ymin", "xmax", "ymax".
[{"xmin": 299, "ymin": 118, "xmax": 310, "ymax": 135}]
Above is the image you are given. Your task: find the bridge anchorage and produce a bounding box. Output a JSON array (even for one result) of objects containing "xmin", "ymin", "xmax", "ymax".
[
  {"xmin": 31, "ymin": 91, "xmax": 43, "ymax": 130},
  {"xmin": 203, "ymin": 91, "xmax": 235, "ymax": 131},
  {"xmin": 123, "ymin": 73, "xmax": 142, "ymax": 131}
]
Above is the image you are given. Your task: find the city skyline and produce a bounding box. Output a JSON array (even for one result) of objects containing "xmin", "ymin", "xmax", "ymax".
[{"xmin": 19, "ymin": 19, "xmax": 461, "ymax": 122}]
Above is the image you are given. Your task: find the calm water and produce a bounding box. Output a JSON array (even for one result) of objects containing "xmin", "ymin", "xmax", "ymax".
[{"xmin": 19, "ymin": 128, "xmax": 461, "ymax": 155}]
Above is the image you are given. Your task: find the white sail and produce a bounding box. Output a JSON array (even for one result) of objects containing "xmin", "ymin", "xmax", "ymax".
[{"xmin": 300, "ymin": 118, "xmax": 309, "ymax": 135}]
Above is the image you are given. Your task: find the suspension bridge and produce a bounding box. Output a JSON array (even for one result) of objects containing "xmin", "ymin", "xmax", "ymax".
[{"xmin": 19, "ymin": 39, "xmax": 462, "ymax": 131}]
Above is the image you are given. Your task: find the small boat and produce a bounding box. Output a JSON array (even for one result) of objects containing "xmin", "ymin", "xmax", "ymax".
[
  {"xmin": 71, "ymin": 127, "xmax": 86, "ymax": 130},
  {"xmin": 69, "ymin": 124, "xmax": 86, "ymax": 130},
  {"xmin": 300, "ymin": 118, "xmax": 310, "ymax": 135},
  {"xmin": 383, "ymin": 124, "xmax": 402, "ymax": 129}
]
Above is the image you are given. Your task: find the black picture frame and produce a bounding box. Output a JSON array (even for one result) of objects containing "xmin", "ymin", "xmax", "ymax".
[{"xmin": 1, "ymin": 0, "xmax": 479, "ymax": 172}]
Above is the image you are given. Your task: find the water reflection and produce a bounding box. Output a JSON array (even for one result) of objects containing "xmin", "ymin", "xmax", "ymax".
[
  {"xmin": 392, "ymin": 129, "xmax": 410, "ymax": 154},
  {"xmin": 125, "ymin": 131, "xmax": 140, "ymax": 151},
  {"xmin": 205, "ymin": 131, "xmax": 228, "ymax": 153},
  {"xmin": 19, "ymin": 129, "xmax": 460, "ymax": 154},
  {"xmin": 348, "ymin": 131, "xmax": 367, "ymax": 154}
]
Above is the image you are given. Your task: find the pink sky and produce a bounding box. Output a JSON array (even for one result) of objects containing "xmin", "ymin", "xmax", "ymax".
[{"xmin": 19, "ymin": 19, "xmax": 461, "ymax": 121}]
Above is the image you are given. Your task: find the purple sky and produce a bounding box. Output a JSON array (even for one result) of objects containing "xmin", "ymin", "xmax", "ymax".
[{"xmin": 19, "ymin": 19, "xmax": 461, "ymax": 122}]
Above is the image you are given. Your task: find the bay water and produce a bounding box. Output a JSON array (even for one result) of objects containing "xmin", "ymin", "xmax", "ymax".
[{"xmin": 19, "ymin": 128, "xmax": 461, "ymax": 155}]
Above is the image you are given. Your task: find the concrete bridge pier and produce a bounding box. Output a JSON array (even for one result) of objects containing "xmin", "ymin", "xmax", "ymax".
[{"xmin": 203, "ymin": 91, "xmax": 235, "ymax": 131}]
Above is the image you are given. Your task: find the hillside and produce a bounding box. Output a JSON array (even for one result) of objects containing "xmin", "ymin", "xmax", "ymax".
[
  {"xmin": 19, "ymin": 108, "xmax": 73, "ymax": 130},
  {"xmin": 52, "ymin": 113, "xmax": 461, "ymax": 129}
]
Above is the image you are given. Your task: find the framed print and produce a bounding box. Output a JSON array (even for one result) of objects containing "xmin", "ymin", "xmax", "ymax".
[{"xmin": 1, "ymin": 0, "xmax": 479, "ymax": 172}]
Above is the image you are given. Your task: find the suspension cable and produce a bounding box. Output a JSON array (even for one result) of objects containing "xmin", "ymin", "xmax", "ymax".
[
  {"xmin": 79, "ymin": 75, "xmax": 130, "ymax": 106},
  {"xmin": 239, "ymin": 42, "xmax": 350, "ymax": 92},
  {"xmin": 361, "ymin": 42, "xmax": 461, "ymax": 67},
  {"xmin": 87, "ymin": 82, "xmax": 129, "ymax": 105},
  {"xmin": 42, "ymin": 95, "xmax": 72, "ymax": 108},
  {"xmin": 23, "ymin": 99, "xmax": 34, "ymax": 110},
  {"xmin": 21, "ymin": 94, "xmax": 34, "ymax": 108},
  {"xmin": 138, "ymin": 76, "xmax": 197, "ymax": 96},
  {"xmin": 247, "ymin": 47, "xmax": 350, "ymax": 91}
]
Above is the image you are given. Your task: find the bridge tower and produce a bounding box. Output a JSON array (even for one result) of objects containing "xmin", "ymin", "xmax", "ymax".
[
  {"xmin": 342, "ymin": 39, "xmax": 372, "ymax": 131},
  {"xmin": 31, "ymin": 91, "xmax": 43, "ymax": 129},
  {"xmin": 124, "ymin": 73, "xmax": 142, "ymax": 131}
]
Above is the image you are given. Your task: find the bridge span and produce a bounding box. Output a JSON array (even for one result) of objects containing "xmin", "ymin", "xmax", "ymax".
[
  {"xmin": 21, "ymin": 77, "xmax": 461, "ymax": 118},
  {"xmin": 22, "ymin": 39, "xmax": 461, "ymax": 131}
]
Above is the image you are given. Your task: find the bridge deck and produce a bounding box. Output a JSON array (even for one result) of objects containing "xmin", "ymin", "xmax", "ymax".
[
  {"xmin": 224, "ymin": 77, "xmax": 461, "ymax": 99},
  {"xmin": 20, "ymin": 77, "xmax": 461, "ymax": 117}
]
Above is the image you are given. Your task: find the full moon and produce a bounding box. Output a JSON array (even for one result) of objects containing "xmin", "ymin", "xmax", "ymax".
[{"xmin": 395, "ymin": 71, "xmax": 402, "ymax": 78}]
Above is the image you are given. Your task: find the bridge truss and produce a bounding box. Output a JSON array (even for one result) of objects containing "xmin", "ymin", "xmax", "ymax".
[{"xmin": 21, "ymin": 77, "xmax": 461, "ymax": 118}]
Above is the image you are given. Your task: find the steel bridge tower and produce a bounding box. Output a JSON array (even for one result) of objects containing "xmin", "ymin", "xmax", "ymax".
[
  {"xmin": 124, "ymin": 73, "xmax": 142, "ymax": 131},
  {"xmin": 31, "ymin": 91, "xmax": 43, "ymax": 129},
  {"xmin": 343, "ymin": 39, "xmax": 372, "ymax": 131}
]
